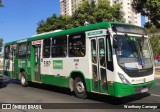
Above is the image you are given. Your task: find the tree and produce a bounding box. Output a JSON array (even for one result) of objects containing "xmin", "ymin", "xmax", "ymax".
[
  {"xmin": 132, "ymin": 0, "xmax": 160, "ymax": 28},
  {"xmin": 150, "ymin": 35, "xmax": 160, "ymax": 56},
  {"xmin": 145, "ymin": 25, "xmax": 160, "ymax": 56},
  {"xmin": 72, "ymin": 0, "xmax": 124, "ymax": 27},
  {"xmin": 0, "ymin": 0, "xmax": 4, "ymax": 7},
  {"xmin": 37, "ymin": 14, "xmax": 73, "ymax": 34},
  {"xmin": 0, "ymin": 38, "xmax": 3, "ymax": 52},
  {"xmin": 146, "ymin": 25, "xmax": 160, "ymax": 37},
  {"xmin": 37, "ymin": 0, "xmax": 124, "ymax": 34}
]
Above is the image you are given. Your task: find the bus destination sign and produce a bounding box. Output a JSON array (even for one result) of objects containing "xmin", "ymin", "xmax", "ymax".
[
  {"xmin": 86, "ymin": 29, "xmax": 106, "ymax": 37},
  {"xmin": 32, "ymin": 40, "xmax": 42, "ymax": 45},
  {"xmin": 111, "ymin": 23, "xmax": 147, "ymax": 35}
]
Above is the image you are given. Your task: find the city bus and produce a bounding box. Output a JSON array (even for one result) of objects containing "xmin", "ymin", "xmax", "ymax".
[{"xmin": 3, "ymin": 22, "xmax": 156, "ymax": 98}]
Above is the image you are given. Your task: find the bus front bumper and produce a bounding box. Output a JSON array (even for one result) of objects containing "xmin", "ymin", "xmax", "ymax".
[{"xmin": 113, "ymin": 79, "xmax": 156, "ymax": 97}]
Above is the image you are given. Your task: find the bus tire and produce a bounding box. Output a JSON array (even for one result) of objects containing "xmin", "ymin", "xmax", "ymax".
[
  {"xmin": 20, "ymin": 72, "xmax": 28, "ymax": 87},
  {"xmin": 74, "ymin": 77, "xmax": 87, "ymax": 99}
]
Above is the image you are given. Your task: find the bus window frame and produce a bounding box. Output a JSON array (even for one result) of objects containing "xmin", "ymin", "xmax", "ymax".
[
  {"xmin": 51, "ymin": 36, "xmax": 67, "ymax": 58},
  {"xmin": 68, "ymin": 32, "xmax": 86, "ymax": 57},
  {"xmin": 17, "ymin": 42, "xmax": 27, "ymax": 58},
  {"xmin": 4, "ymin": 46, "xmax": 10, "ymax": 59},
  {"xmin": 43, "ymin": 38, "xmax": 51, "ymax": 58},
  {"xmin": 26, "ymin": 42, "xmax": 31, "ymax": 58}
]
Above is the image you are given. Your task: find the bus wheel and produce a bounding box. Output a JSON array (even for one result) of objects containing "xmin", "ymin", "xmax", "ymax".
[
  {"xmin": 20, "ymin": 72, "xmax": 28, "ymax": 87},
  {"xmin": 74, "ymin": 77, "xmax": 87, "ymax": 99}
]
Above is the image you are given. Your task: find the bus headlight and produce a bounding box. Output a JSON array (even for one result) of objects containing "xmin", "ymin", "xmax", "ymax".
[{"xmin": 118, "ymin": 73, "xmax": 131, "ymax": 85}]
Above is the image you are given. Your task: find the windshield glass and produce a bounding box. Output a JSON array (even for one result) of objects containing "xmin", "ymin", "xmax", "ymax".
[{"xmin": 114, "ymin": 35, "xmax": 153, "ymax": 70}]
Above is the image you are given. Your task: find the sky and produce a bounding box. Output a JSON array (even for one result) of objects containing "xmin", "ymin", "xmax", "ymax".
[
  {"xmin": 141, "ymin": 16, "xmax": 145, "ymax": 28},
  {"xmin": 0, "ymin": 0, "xmax": 60, "ymax": 43},
  {"xmin": 0, "ymin": 0, "xmax": 146, "ymax": 44}
]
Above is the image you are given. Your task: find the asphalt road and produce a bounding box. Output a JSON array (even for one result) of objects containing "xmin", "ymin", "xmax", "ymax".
[{"xmin": 0, "ymin": 75, "xmax": 160, "ymax": 112}]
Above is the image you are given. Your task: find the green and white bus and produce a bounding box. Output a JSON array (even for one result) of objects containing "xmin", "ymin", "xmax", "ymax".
[{"xmin": 4, "ymin": 22, "xmax": 156, "ymax": 98}]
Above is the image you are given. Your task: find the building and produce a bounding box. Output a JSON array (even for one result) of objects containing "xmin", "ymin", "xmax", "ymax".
[
  {"xmin": 60, "ymin": 0, "xmax": 72, "ymax": 16},
  {"xmin": 60, "ymin": 0, "xmax": 97, "ymax": 16},
  {"xmin": 60, "ymin": 0, "xmax": 141, "ymax": 26},
  {"xmin": 111, "ymin": 0, "xmax": 141, "ymax": 26}
]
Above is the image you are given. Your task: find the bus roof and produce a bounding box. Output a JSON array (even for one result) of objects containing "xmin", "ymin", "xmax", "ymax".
[{"xmin": 4, "ymin": 22, "xmax": 133, "ymax": 46}]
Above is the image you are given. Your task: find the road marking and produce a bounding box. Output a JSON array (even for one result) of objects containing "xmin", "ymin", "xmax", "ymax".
[{"xmin": 151, "ymin": 94, "xmax": 160, "ymax": 97}]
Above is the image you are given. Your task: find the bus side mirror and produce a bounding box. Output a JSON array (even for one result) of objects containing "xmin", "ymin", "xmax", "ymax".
[{"xmin": 113, "ymin": 38, "xmax": 118, "ymax": 48}]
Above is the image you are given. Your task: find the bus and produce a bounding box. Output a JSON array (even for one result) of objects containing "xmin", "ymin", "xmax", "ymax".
[{"xmin": 3, "ymin": 22, "xmax": 156, "ymax": 98}]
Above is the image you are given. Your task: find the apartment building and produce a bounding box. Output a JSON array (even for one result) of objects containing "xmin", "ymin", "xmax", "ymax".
[
  {"xmin": 60, "ymin": 0, "xmax": 72, "ymax": 16},
  {"xmin": 60, "ymin": 0, "xmax": 97, "ymax": 16},
  {"xmin": 60, "ymin": 0, "xmax": 141, "ymax": 26},
  {"xmin": 111, "ymin": 0, "xmax": 141, "ymax": 26}
]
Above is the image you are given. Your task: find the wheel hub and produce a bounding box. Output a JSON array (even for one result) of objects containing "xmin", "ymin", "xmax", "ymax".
[
  {"xmin": 21, "ymin": 76, "xmax": 25, "ymax": 84},
  {"xmin": 76, "ymin": 82, "xmax": 85, "ymax": 93}
]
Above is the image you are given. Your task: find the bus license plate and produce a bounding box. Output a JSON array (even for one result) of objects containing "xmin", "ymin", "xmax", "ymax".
[{"xmin": 141, "ymin": 88, "xmax": 148, "ymax": 93}]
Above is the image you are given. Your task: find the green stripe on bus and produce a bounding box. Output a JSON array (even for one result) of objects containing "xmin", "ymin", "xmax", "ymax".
[{"xmin": 113, "ymin": 80, "xmax": 156, "ymax": 97}]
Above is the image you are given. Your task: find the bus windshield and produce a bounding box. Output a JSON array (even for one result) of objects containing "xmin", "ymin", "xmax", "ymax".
[{"xmin": 114, "ymin": 35, "xmax": 153, "ymax": 70}]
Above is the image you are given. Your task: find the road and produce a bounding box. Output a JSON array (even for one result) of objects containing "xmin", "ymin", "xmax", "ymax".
[{"xmin": 0, "ymin": 75, "xmax": 160, "ymax": 112}]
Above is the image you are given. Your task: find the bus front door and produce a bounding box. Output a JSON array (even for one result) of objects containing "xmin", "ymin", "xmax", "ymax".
[
  {"xmin": 34, "ymin": 45, "xmax": 41, "ymax": 82},
  {"xmin": 90, "ymin": 37, "xmax": 108, "ymax": 93}
]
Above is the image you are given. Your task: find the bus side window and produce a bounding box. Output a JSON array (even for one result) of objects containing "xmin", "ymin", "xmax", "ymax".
[
  {"xmin": 10, "ymin": 46, "xmax": 13, "ymax": 61},
  {"xmin": 43, "ymin": 39, "xmax": 51, "ymax": 58},
  {"xmin": 27, "ymin": 42, "xmax": 31, "ymax": 57},
  {"xmin": 68, "ymin": 33, "xmax": 85, "ymax": 57},
  {"xmin": 52, "ymin": 36, "xmax": 67, "ymax": 57},
  {"xmin": 5, "ymin": 46, "xmax": 10, "ymax": 59},
  {"xmin": 18, "ymin": 43, "xmax": 27, "ymax": 58}
]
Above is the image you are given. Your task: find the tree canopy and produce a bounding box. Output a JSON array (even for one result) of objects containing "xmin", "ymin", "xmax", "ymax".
[
  {"xmin": 37, "ymin": 14, "xmax": 73, "ymax": 33},
  {"xmin": 150, "ymin": 35, "xmax": 160, "ymax": 56},
  {"xmin": 0, "ymin": 38, "xmax": 3, "ymax": 52},
  {"xmin": 132, "ymin": 0, "xmax": 160, "ymax": 28},
  {"xmin": 37, "ymin": 0, "xmax": 124, "ymax": 34},
  {"xmin": 0, "ymin": 38, "xmax": 3, "ymax": 46},
  {"xmin": 146, "ymin": 26, "xmax": 160, "ymax": 56},
  {"xmin": 0, "ymin": 0, "xmax": 4, "ymax": 7},
  {"xmin": 71, "ymin": 0, "xmax": 124, "ymax": 27}
]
